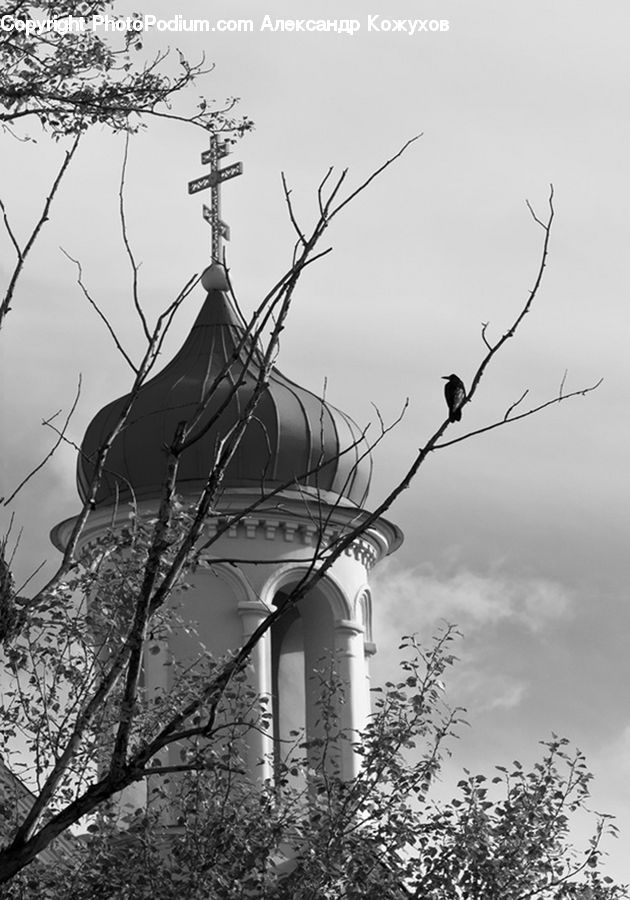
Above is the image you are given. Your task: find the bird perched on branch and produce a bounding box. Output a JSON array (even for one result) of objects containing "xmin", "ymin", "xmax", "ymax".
[{"xmin": 442, "ymin": 374, "xmax": 466, "ymax": 422}]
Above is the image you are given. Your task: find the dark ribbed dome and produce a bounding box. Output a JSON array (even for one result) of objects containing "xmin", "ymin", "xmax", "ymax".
[{"xmin": 78, "ymin": 285, "xmax": 372, "ymax": 507}]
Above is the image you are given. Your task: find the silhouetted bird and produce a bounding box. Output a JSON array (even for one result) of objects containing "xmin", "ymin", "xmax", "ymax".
[{"xmin": 442, "ymin": 374, "xmax": 466, "ymax": 422}]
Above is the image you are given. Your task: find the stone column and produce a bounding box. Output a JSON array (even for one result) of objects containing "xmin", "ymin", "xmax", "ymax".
[
  {"xmin": 334, "ymin": 618, "xmax": 368, "ymax": 780},
  {"xmin": 238, "ymin": 600, "xmax": 274, "ymax": 782}
]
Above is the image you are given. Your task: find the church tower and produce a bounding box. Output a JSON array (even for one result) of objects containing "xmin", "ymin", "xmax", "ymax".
[{"xmin": 51, "ymin": 139, "xmax": 403, "ymax": 807}]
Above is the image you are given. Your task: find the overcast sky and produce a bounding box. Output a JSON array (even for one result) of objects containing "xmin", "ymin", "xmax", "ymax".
[{"xmin": 1, "ymin": 0, "xmax": 629, "ymax": 882}]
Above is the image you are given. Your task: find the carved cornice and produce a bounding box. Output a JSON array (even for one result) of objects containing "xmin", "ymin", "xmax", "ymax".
[
  {"xmin": 51, "ymin": 488, "xmax": 402, "ymax": 571},
  {"xmin": 203, "ymin": 516, "xmax": 379, "ymax": 570}
]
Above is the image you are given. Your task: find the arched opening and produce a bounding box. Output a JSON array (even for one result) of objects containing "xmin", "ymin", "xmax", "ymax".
[
  {"xmin": 271, "ymin": 595, "xmax": 305, "ymax": 762},
  {"xmin": 270, "ymin": 584, "xmax": 337, "ymax": 774}
]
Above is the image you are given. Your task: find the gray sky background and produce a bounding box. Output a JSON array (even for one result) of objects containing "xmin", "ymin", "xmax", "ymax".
[{"xmin": 1, "ymin": 0, "xmax": 629, "ymax": 881}]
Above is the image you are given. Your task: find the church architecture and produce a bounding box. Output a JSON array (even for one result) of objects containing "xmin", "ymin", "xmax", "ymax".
[{"xmin": 50, "ymin": 137, "xmax": 403, "ymax": 808}]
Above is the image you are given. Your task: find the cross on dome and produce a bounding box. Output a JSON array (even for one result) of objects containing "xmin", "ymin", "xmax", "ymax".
[{"xmin": 187, "ymin": 133, "xmax": 243, "ymax": 263}]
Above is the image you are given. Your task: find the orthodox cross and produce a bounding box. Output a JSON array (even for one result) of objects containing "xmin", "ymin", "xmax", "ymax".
[{"xmin": 188, "ymin": 134, "xmax": 243, "ymax": 263}]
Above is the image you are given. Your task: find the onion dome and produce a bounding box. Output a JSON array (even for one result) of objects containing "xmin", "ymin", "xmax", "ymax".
[{"xmin": 78, "ymin": 270, "xmax": 372, "ymax": 508}]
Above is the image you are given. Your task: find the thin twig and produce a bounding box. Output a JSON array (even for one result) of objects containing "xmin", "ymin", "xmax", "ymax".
[
  {"xmin": 119, "ymin": 133, "xmax": 150, "ymax": 341},
  {"xmin": 60, "ymin": 249, "xmax": 138, "ymax": 373},
  {"xmin": 481, "ymin": 321, "xmax": 493, "ymax": 351},
  {"xmin": 281, "ymin": 172, "xmax": 306, "ymax": 247},
  {"xmin": 434, "ymin": 380, "xmax": 603, "ymax": 449},
  {"xmin": 15, "ymin": 560, "xmax": 47, "ymax": 597},
  {"xmin": 3, "ymin": 376, "xmax": 82, "ymax": 506},
  {"xmin": 559, "ymin": 369, "xmax": 568, "ymax": 398},
  {"xmin": 0, "ymin": 197, "xmax": 22, "ymax": 261},
  {"xmin": 0, "ymin": 134, "xmax": 81, "ymax": 331},
  {"xmin": 328, "ymin": 134, "xmax": 422, "ymax": 221},
  {"xmin": 503, "ymin": 388, "xmax": 529, "ymax": 422},
  {"xmin": 317, "ymin": 167, "xmax": 334, "ymax": 218},
  {"xmin": 463, "ymin": 186, "xmax": 556, "ymax": 415}
]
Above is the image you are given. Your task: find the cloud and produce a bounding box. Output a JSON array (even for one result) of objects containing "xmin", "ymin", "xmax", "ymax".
[
  {"xmin": 371, "ymin": 560, "xmax": 574, "ymax": 636},
  {"xmin": 458, "ymin": 670, "xmax": 527, "ymax": 714},
  {"xmin": 368, "ymin": 560, "xmax": 574, "ymax": 717}
]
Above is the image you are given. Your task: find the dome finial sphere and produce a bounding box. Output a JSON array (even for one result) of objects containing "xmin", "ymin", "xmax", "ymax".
[{"xmin": 201, "ymin": 263, "xmax": 229, "ymax": 292}]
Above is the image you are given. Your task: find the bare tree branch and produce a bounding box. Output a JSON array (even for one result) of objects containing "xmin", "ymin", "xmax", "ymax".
[
  {"xmin": 464, "ymin": 185, "xmax": 555, "ymax": 412},
  {"xmin": 481, "ymin": 321, "xmax": 493, "ymax": 351},
  {"xmin": 0, "ymin": 196, "xmax": 22, "ymax": 261},
  {"xmin": 0, "ymin": 134, "xmax": 81, "ymax": 331},
  {"xmin": 327, "ymin": 134, "xmax": 422, "ymax": 222},
  {"xmin": 559, "ymin": 368, "xmax": 568, "ymax": 398},
  {"xmin": 110, "ymin": 421, "xmax": 187, "ymax": 776},
  {"xmin": 503, "ymin": 388, "xmax": 529, "ymax": 422},
  {"xmin": 119, "ymin": 133, "xmax": 150, "ymax": 342},
  {"xmin": 0, "ymin": 138, "xmax": 608, "ymax": 891},
  {"xmin": 281, "ymin": 171, "xmax": 307, "ymax": 248},
  {"xmin": 2, "ymin": 376, "xmax": 82, "ymax": 506},
  {"xmin": 434, "ymin": 380, "xmax": 603, "ymax": 449},
  {"xmin": 317, "ymin": 167, "xmax": 334, "ymax": 218},
  {"xmin": 61, "ymin": 249, "xmax": 138, "ymax": 373}
]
